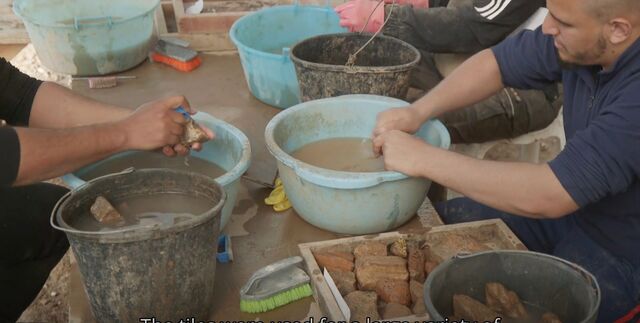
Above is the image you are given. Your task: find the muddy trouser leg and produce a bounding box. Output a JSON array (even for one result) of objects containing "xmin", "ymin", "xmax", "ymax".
[
  {"xmin": 410, "ymin": 50, "xmax": 443, "ymax": 92},
  {"xmin": 0, "ymin": 183, "xmax": 70, "ymax": 322},
  {"xmin": 435, "ymin": 197, "xmax": 640, "ymax": 322},
  {"xmin": 439, "ymin": 86, "xmax": 562, "ymax": 143},
  {"xmin": 409, "ymin": 47, "xmax": 562, "ymax": 144}
]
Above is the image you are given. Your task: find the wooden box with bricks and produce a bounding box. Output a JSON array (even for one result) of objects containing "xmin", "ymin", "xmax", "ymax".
[{"xmin": 298, "ymin": 219, "xmax": 527, "ymax": 321}]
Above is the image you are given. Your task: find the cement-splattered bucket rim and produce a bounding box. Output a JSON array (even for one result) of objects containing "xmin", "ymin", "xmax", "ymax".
[
  {"xmin": 289, "ymin": 32, "xmax": 422, "ymax": 74},
  {"xmin": 51, "ymin": 168, "xmax": 226, "ymax": 243}
]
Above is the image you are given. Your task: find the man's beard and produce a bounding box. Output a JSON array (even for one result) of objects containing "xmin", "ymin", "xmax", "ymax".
[{"xmin": 555, "ymin": 36, "xmax": 607, "ymax": 69}]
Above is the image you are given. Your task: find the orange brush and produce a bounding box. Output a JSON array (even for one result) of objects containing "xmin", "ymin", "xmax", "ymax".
[
  {"xmin": 151, "ymin": 39, "xmax": 201, "ymax": 72},
  {"xmin": 150, "ymin": 52, "xmax": 201, "ymax": 72}
]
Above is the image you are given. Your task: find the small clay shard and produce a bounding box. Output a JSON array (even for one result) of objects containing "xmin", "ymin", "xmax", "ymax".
[
  {"xmin": 375, "ymin": 279, "xmax": 411, "ymax": 306},
  {"xmin": 90, "ymin": 196, "xmax": 123, "ymax": 224},
  {"xmin": 353, "ymin": 241, "xmax": 387, "ymax": 259},
  {"xmin": 485, "ymin": 282, "xmax": 529, "ymax": 319},
  {"xmin": 540, "ymin": 312, "xmax": 563, "ymax": 323},
  {"xmin": 390, "ymin": 239, "xmax": 408, "ymax": 258},
  {"xmin": 407, "ymin": 241, "xmax": 425, "ymax": 282},
  {"xmin": 314, "ymin": 250, "xmax": 354, "ymax": 272},
  {"xmin": 381, "ymin": 303, "xmax": 412, "ymax": 319},
  {"xmin": 329, "ymin": 270, "xmax": 357, "ymax": 296},
  {"xmin": 453, "ymin": 294, "xmax": 499, "ymax": 322},
  {"xmin": 345, "ymin": 291, "xmax": 380, "ymax": 322},
  {"xmin": 181, "ymin": 119, "xmax": 209, "ymax": 147}
]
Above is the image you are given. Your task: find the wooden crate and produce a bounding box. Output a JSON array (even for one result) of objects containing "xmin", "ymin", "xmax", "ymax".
[{"xmin": 298, "ymin": 219, "xmax": 527, "ymax": 321}]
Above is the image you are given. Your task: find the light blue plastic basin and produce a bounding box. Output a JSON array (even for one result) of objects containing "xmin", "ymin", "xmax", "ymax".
[
  {"xmin": 265, "ymin": 95, "xmax": 451, "ymax": 234},
  {"xmin": 62, "ymin": 113, "xmax": 251, "ymax": 232},
  {"xmin": 14, "ymin": 0, "xmax": 159, "ymax": 75},
  {"xmin": 229, "ymin": 2, "xmax": 346, "ymax": 109}
]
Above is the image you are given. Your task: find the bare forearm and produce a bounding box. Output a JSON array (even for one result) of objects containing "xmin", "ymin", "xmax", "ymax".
[
  {"xmin": 412, "ymin": 49, "xmax": 505, "ymax": 120},
  {"xmin": 13, "ymin": 124, "xmax": 128, "ymax": 185},
  {"xmin": 416, "ymin": 145, "xmax": 578, "ymax": 218},
  {"xmin": 29, "ymin": 82, "xmax": 131, "ymax": 128}
]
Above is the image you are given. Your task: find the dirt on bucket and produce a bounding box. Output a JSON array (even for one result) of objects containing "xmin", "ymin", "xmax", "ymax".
[{"xmin": 291, "ymin": 33, "xmax": 420, "ymax": 102}]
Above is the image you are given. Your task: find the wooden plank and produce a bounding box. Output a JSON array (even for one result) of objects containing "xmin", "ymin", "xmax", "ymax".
[
  {"xmin": 154, "ymin": 4, "xmax": 168, "ymax": 35},
  {"xmin": 178, "ymin": 12, "xmax": 245, "ymax": 33},
  {"xmin": 172, "ymin": 0, "xmax": 186, "ymax": 32},
  {"xmin": 299, "ymin": 219, "xmax": 527, "ymax": 321}
]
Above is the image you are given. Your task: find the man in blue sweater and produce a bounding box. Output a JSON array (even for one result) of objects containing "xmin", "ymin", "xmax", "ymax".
[{"xmin": 372, "ymin": 0, "xmax": 639, "ymax": 321}]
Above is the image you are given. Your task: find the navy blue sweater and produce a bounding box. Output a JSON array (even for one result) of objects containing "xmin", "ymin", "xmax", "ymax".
[{"xmin": 493, "ymin": 28, "xmax": 640, "ymax": 266}]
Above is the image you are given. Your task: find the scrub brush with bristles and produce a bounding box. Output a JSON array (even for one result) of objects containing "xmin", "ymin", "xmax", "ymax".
[{"xmin": 240, "ymin": 256, "xmax": 313, "ymax": 313}]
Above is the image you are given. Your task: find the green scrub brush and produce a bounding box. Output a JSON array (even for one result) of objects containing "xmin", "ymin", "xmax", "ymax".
[{"xmin": 240, "ymin": 256, "xmax": 313, "ymax": 313}]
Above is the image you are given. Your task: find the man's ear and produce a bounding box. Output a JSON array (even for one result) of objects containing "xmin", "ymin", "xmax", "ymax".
[{"xmin": 608, "ymin": 18, "xmax": 632, "ymax": 45}]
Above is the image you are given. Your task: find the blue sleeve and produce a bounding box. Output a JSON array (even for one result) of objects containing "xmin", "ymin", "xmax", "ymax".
[
  {"xmin": 491, "ymin": 27, "xmax": 562, "ymax": 90},
  {"xmin": 548, "ymin": 89, "xmax": 640, "ymax": 206}
]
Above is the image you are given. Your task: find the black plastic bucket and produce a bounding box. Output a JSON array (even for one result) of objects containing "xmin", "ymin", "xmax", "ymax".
[
  {"xmin": 290, "ymin": 32, "xmax": 420, "ymax": 102},
  {"xmin": 51, "ymin": 168, "xmax": 226, "ymax": 322},
  {"xmin": 424, "ymin": 250, "xmax": 601, "ymax": 323}
]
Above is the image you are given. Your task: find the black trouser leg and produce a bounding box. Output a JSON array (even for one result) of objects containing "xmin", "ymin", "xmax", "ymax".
[
  {"xmin": 439, "ymin": 87, "xmax": 562, "ymax": 143},
  {"xmin": 411, "ymin": 48, "xmax": 562, "ymax": 144},
  {"xmin": 0, "ymin": 183, "xmax": 69, "ymax": 322}
]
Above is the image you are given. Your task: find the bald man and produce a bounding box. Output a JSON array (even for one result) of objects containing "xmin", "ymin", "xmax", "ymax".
[{"xmin": 373, "ymin": 0, "xmax": 640, "ymax": 321}]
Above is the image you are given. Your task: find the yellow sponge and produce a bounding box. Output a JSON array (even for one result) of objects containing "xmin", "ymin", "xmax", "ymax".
[{"xmin": 264, "ymin": 178, "xmax": 292, "ymax": 212}]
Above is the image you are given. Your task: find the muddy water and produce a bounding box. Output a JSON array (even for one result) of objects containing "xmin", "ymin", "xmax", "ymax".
[
  {"xmin": 78, "ymin": 151, "xmax": 227, "ymax": 181},
  {"xmin": 291, "ymin": 137, "xmax": 385, "ymax": 172},
  {"xmin": 71, "ymin": 193, "xmax": 213, "ymax": 232}
]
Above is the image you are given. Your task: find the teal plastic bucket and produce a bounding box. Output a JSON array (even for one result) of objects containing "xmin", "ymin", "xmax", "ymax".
[
  {"xmin": 265, "ymin": 95, "xmax": 451, "ymax": 234},
  {"xmin": 229, "ymin": 2, "xmax": 346, "ymax": 109},
  {"xmin": 62, "ymin": 113, "xmax": 251, "ymax": 232},
  {"xmin": 14, "ymin": 0, "xmax": 159, "ymax": 76}
]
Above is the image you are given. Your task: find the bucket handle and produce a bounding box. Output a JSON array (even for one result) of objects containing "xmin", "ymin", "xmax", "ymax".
[
  {"xmin": 74, "ymin": 16, "xmax": 113, "ymax": 30},
  {"xmin": 50, "ymin": 190, "xmax": 72, "ymax": 233}
]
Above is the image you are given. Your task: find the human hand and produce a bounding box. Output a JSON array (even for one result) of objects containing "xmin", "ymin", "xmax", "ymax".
[
  {"xmin": 117, "ymin": 96, "xmax": 214, "ymax": 156},
  {"xmin": 373, "ymin": 130, "xmax": 430, "ymax": 177},
  {"xmin": 372, "ymin": 107, "xmax": 424, "ymax": 155},
  {"xmin": 162, "ymin": 119, "xmax": 215, "ymax": 157},
  {"xmin": 163, "ymin": 107, "xmax": 215, "ymax": 157},
  {"xmin": 335, "ymin": 0, "xmax": 385, "ymax": 33},
  {"xmin": 384, "ymin": 0, "xmax": 429, "ymax": 8}
]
